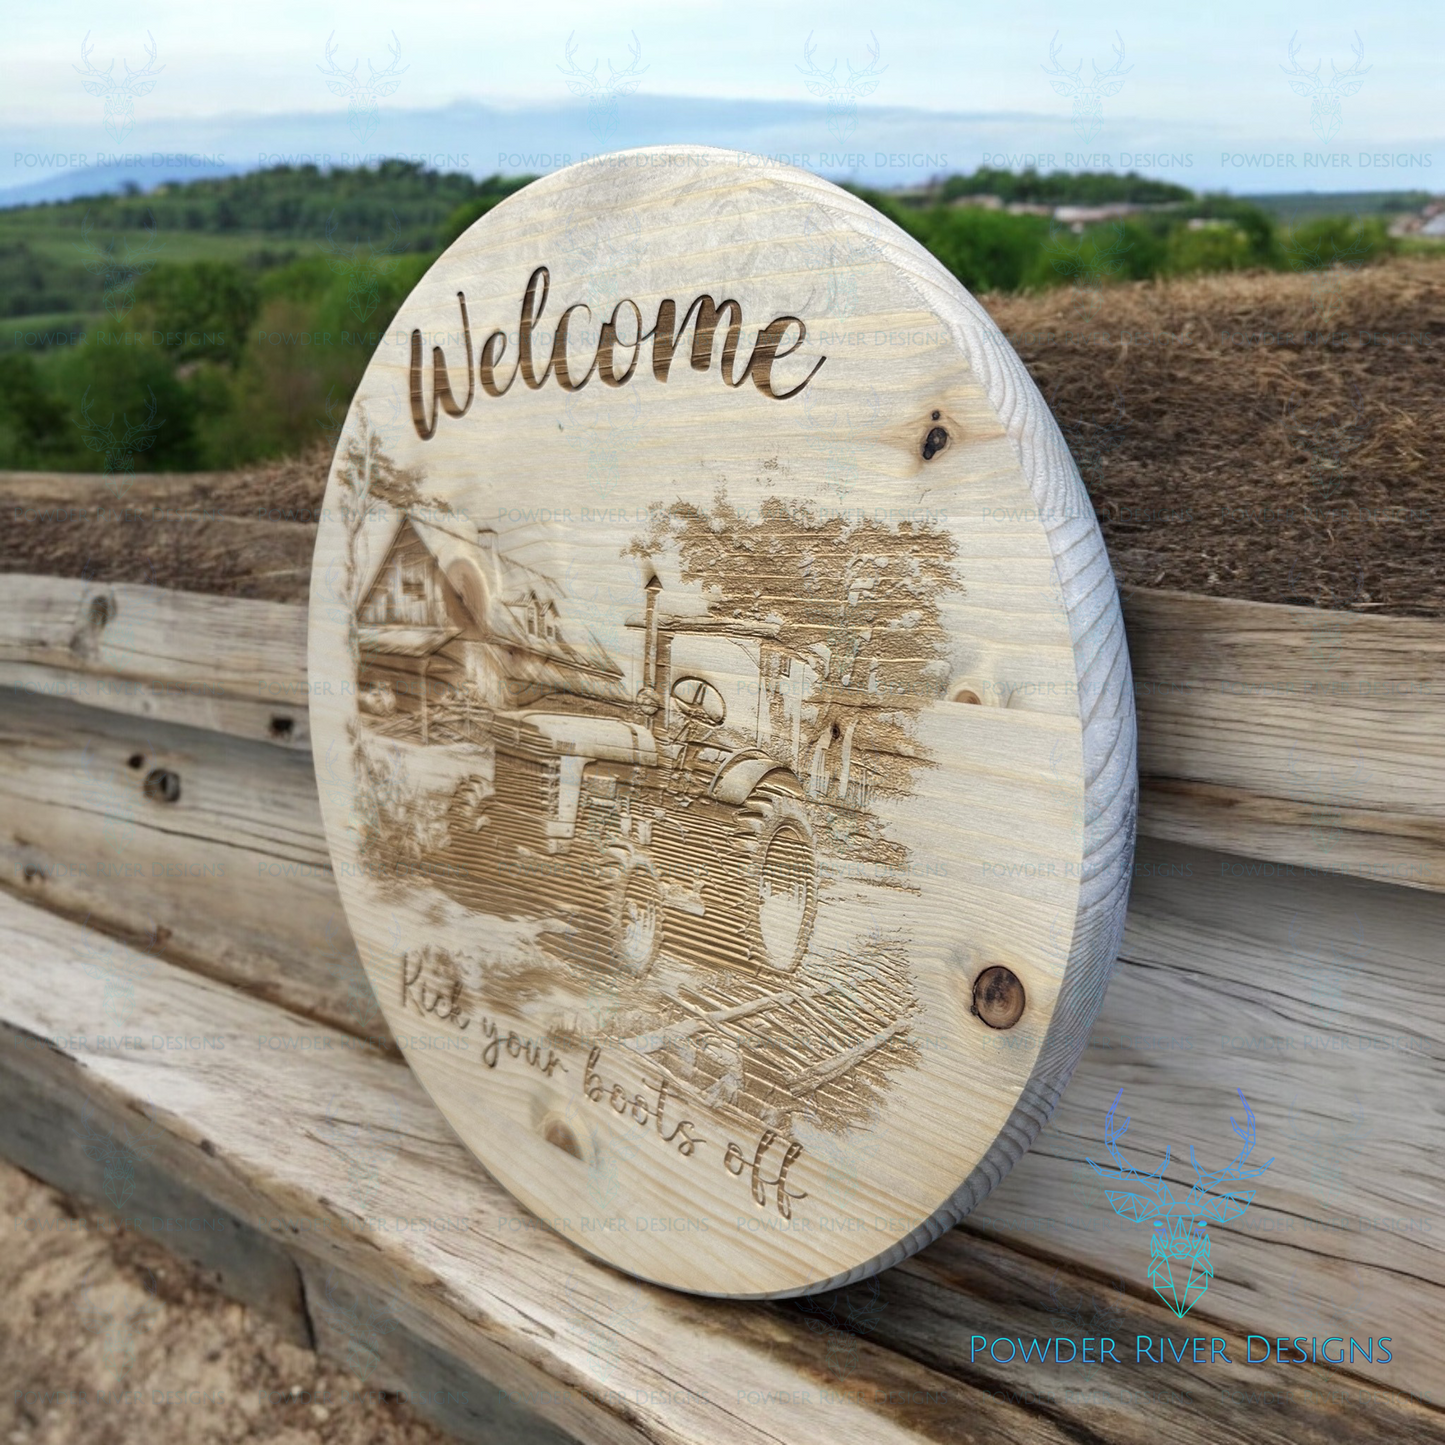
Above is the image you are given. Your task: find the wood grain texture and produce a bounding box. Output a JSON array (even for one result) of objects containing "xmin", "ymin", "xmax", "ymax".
[
  {"xmin": 306, "ymin": 145, "xmax": 1137, "ymax": 1296},
  {"xmin": 0, "ymin": 685, "xmax": 385, "ymax": 1041},
  {"xmin": 0, "ymin": 891, "xmax": 1439, "ymax": 1443},
  {"xmin": 976, "ymin": 834, "xmax": 1445, "ymax": 1405},
  {"xmin": 0, "ymin": 574, "xmax": 310, "ymax": 748},
  {"xmin": 3, "ymin": 678, "xmax": 1433, "ymax": 1403},
  {"xmin": 1123, "ymin": 585, "xmax": 1445, "ymax": 891},
  {"xmin": 0, "ymin": 893, "xmax": 1024, "ymax": 1445},
  {"xmin": 299, "ymin": 1263, "xmax": 582, "ymax": 1445},
  {"xmin": 5, "ymin": 574, "xmax": 1442, "ymax": 889}
]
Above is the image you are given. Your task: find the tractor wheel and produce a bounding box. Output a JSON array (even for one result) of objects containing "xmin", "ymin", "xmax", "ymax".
[
  {"xmin": 731, "ymin": 789, "xmax": 818, "ymax": 973},
  {"xmin": 445, "ymin": 776, "xmax": 511, "ymax": 898},
  {"xmin": 599, "ymin": 851, "xmax": 663, "ymax": 977},
  {"xmin": 446, "ymin": 775, "xmax": 493, "ymax": 844}
]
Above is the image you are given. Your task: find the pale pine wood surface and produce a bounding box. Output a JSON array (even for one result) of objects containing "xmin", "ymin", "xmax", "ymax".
[{"xmin": 306, "ymin": 147, "xmax": 1135, "ymax": 1294}]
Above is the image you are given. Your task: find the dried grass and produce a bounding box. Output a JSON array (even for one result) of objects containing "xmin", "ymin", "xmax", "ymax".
[
  {"xmin": 983, "ymin": 255, "xmax": 1445, "ymax": 614},
  {"xmin": 4, "ymin": 258, "xmax": 1442, "ymax": 614}
]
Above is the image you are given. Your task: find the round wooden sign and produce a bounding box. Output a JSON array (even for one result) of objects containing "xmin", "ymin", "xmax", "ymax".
[{"xmin": 308, "ymin": 146, "xmax": 1137, "ymax": 1297}]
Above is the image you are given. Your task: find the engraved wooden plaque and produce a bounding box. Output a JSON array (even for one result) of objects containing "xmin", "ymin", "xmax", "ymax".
[{"xmin": 308, "ymin": 146, "xmax": 1137, "ymax": 1297}]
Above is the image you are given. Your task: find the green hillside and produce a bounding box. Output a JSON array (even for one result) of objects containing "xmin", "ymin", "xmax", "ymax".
[{"xmin": 0, "ymin": 161, "xmax": 1431, "ymax": 474}]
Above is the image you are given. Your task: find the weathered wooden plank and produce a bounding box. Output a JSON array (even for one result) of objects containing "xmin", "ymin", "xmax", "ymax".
[
  {"xmin": 878, "ymin": 1231, "xmax": 1442, "ymax": 1445},
  {"xmin": 0, "ymin": 893, "xmax": 1039, "ymax": 1445},
  {"xmin": 0, "ymin": 685, "xmax": 385, "ymax": 1042},
  {"xmin": 1122, "ymin": 585, "xmax": 1445, "ymax": 891},
  {"xmin": 1137, "ymin": 777, "xmax": 1445, "ymax": 889},
  {"xmin": 0, "ymin": 1034, "xmax": 577, "ymax": 1445},
  {"xmin": 0, "ymin": 1048, "xmax": 312, "ymax": 1348},
  {"xmin": 300, "ymin": 1262, "xmax": 582, "ymax": 1445},
  {"xmin": 7, "ymin": 574, "xmax": 1444, "ymax": 886},
  {"xmin": 0, "ymin": 575, "xmax": 310, "ymax": 748},
  {"xmin": 0, "ymin": 657, "xmax": 313, "ymax": 751},
  {"xmin": 3, "ymin": 665, "xmax": 1440, "ymax": 1389},
  {"xmin": 972, "ymin": 835, "xmax": 1444, "ymax": 1398},
  {"xmin": 0, "ymin": 892, "xmax": 1438, "ymax": 1441}
]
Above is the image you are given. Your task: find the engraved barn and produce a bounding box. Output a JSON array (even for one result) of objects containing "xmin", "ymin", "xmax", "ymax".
[{"xmin": 356, "ymin": 515, "xmax": 629, "ymax": 738}]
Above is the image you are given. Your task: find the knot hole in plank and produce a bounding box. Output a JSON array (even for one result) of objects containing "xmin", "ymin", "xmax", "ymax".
[
  {"xmin": 70, "ymin": 588, "xmax": 117, "ymax": 659},
  {"xmin": 143, "ymin": 768, "xmax": 182, "ymax": 804}
]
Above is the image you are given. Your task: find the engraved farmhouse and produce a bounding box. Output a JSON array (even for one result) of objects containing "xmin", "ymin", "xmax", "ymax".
[{"xmin": 356, "ymin": 516, "xmax": 629, "ymax": 735}]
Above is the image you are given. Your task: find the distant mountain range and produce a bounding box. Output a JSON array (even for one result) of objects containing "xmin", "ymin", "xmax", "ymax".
[{"xmin": 4, "ymin": 94, "xmax": 1437, "ymax": 206}]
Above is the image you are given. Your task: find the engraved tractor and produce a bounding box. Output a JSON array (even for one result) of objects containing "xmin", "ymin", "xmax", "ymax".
[{"xmin": 445, "ymin": 579, "xmax": 818, "ymax": 977}]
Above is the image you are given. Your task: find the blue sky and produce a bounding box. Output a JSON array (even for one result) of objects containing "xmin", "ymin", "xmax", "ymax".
[{"xmin": 4, "ymin": 1, "xmax": 1439, "ymax": 196}]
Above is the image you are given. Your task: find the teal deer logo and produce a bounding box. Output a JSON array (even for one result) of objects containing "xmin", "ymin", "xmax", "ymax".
[
  {"xmin": 797, "ymin": 32, "xmax": 888, "ymax": 142},
  {"xmin": 1089, "ymin": 1088, "xmax": 1272, "ymax": 1318},
  {"xmin": 1281, "ymin": 32, "xmax": 1369, "ymax": 144},
  {"xmin": 1042, "ymin": 32, "xmax": 1131, "ymax": 144},
  {"xmin": 75, "ymin": 31, "xmax": 163, "ymax": 141}
]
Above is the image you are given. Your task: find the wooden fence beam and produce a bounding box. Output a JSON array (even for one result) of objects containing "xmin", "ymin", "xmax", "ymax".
[{"xmin": 6, "ymin": 575, "xmax": 1443, "ymax": 886}]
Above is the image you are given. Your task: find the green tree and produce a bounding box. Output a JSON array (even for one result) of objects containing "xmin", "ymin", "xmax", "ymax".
[
  {"xmin": 889, "ymin": 203, "xmax": 1055, "ymax": 293},
  {"xmin": 48, "ymin": 342, "xmax": 199, "ymax": 471},
  {"xmin": 196, "ymin": 297, "xmax": 335, "ymax": 466},
  {"xmin": 0, "ymin": 354, "xmax": 71, "ymax": 467},
  {"xmin": 136, "ymin": 260, "xmax": 260, "ymax": 364},
  {"xmin": 1188, "ymin": 196, "xmax": 1278, "ymax": 265},
  {"xmin": 1282, "ymin": 215, "xmax": 1398, "ymax": 271},
  {"xmin": 1165, "ymin": 223, "xmax": 1255, "ymax": 276}
]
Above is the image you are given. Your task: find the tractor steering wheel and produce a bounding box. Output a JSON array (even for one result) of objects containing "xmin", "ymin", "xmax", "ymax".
[{"xmin": 669, "ymin": 676, "xmax": 727, "ymax": 731}]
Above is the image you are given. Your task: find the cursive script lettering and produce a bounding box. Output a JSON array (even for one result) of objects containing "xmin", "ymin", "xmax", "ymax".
[
  {"xmin": 479, "ymin": 1014, "xmax": 565, "ymax": 1077},
  {"xmin": 410, "ymin": 267, "xmax": 825, "ymax": 438},
  {"xmin": 409, "ymin": 293, "xmax": 474, "ymax": 439},
  {"xmin": 584, "ymin": 1047, "xmax": 702, "ymax": 1156},
  {"xmin": 723, "ymin": 1130, "xmax": 807, "ymax": 1219},
  {"xmin": 648, "ymin": 294, "xmax": 746, "ymax": 385},
  {"xmin": 401, "ymin": 952, "xmax": 470, "ymax": 1028}
]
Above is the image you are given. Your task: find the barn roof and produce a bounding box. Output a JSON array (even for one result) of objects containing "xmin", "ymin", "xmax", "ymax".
[
  {"xmin": 357, "ymin": 625, "xmax": 460, "ymax": 657},
  {"xmin": 364, "ymin": 513, "xmax": 626, "ymax": 686}
]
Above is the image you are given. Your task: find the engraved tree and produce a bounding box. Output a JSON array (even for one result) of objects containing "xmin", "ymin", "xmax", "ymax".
[
  {"xmin": 630, "ymin": 489, "xmax": 961, "ymax": 812},
  {"xmin": 330, "ymin": 410, "xmax": 450, "ymax": 884},
  {"xmin": 331, "ymin": 404, "xmax": 428, "ymax": 657}
]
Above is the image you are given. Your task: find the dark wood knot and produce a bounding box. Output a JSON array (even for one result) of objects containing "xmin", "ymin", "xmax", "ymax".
[
  {"xmin": 143, "ymin": 768, "xmax": 182, "ymax": 803},
  {"xmin": 972, "ymin": 966, "xmax": 1026, "ymax": 1029}
]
